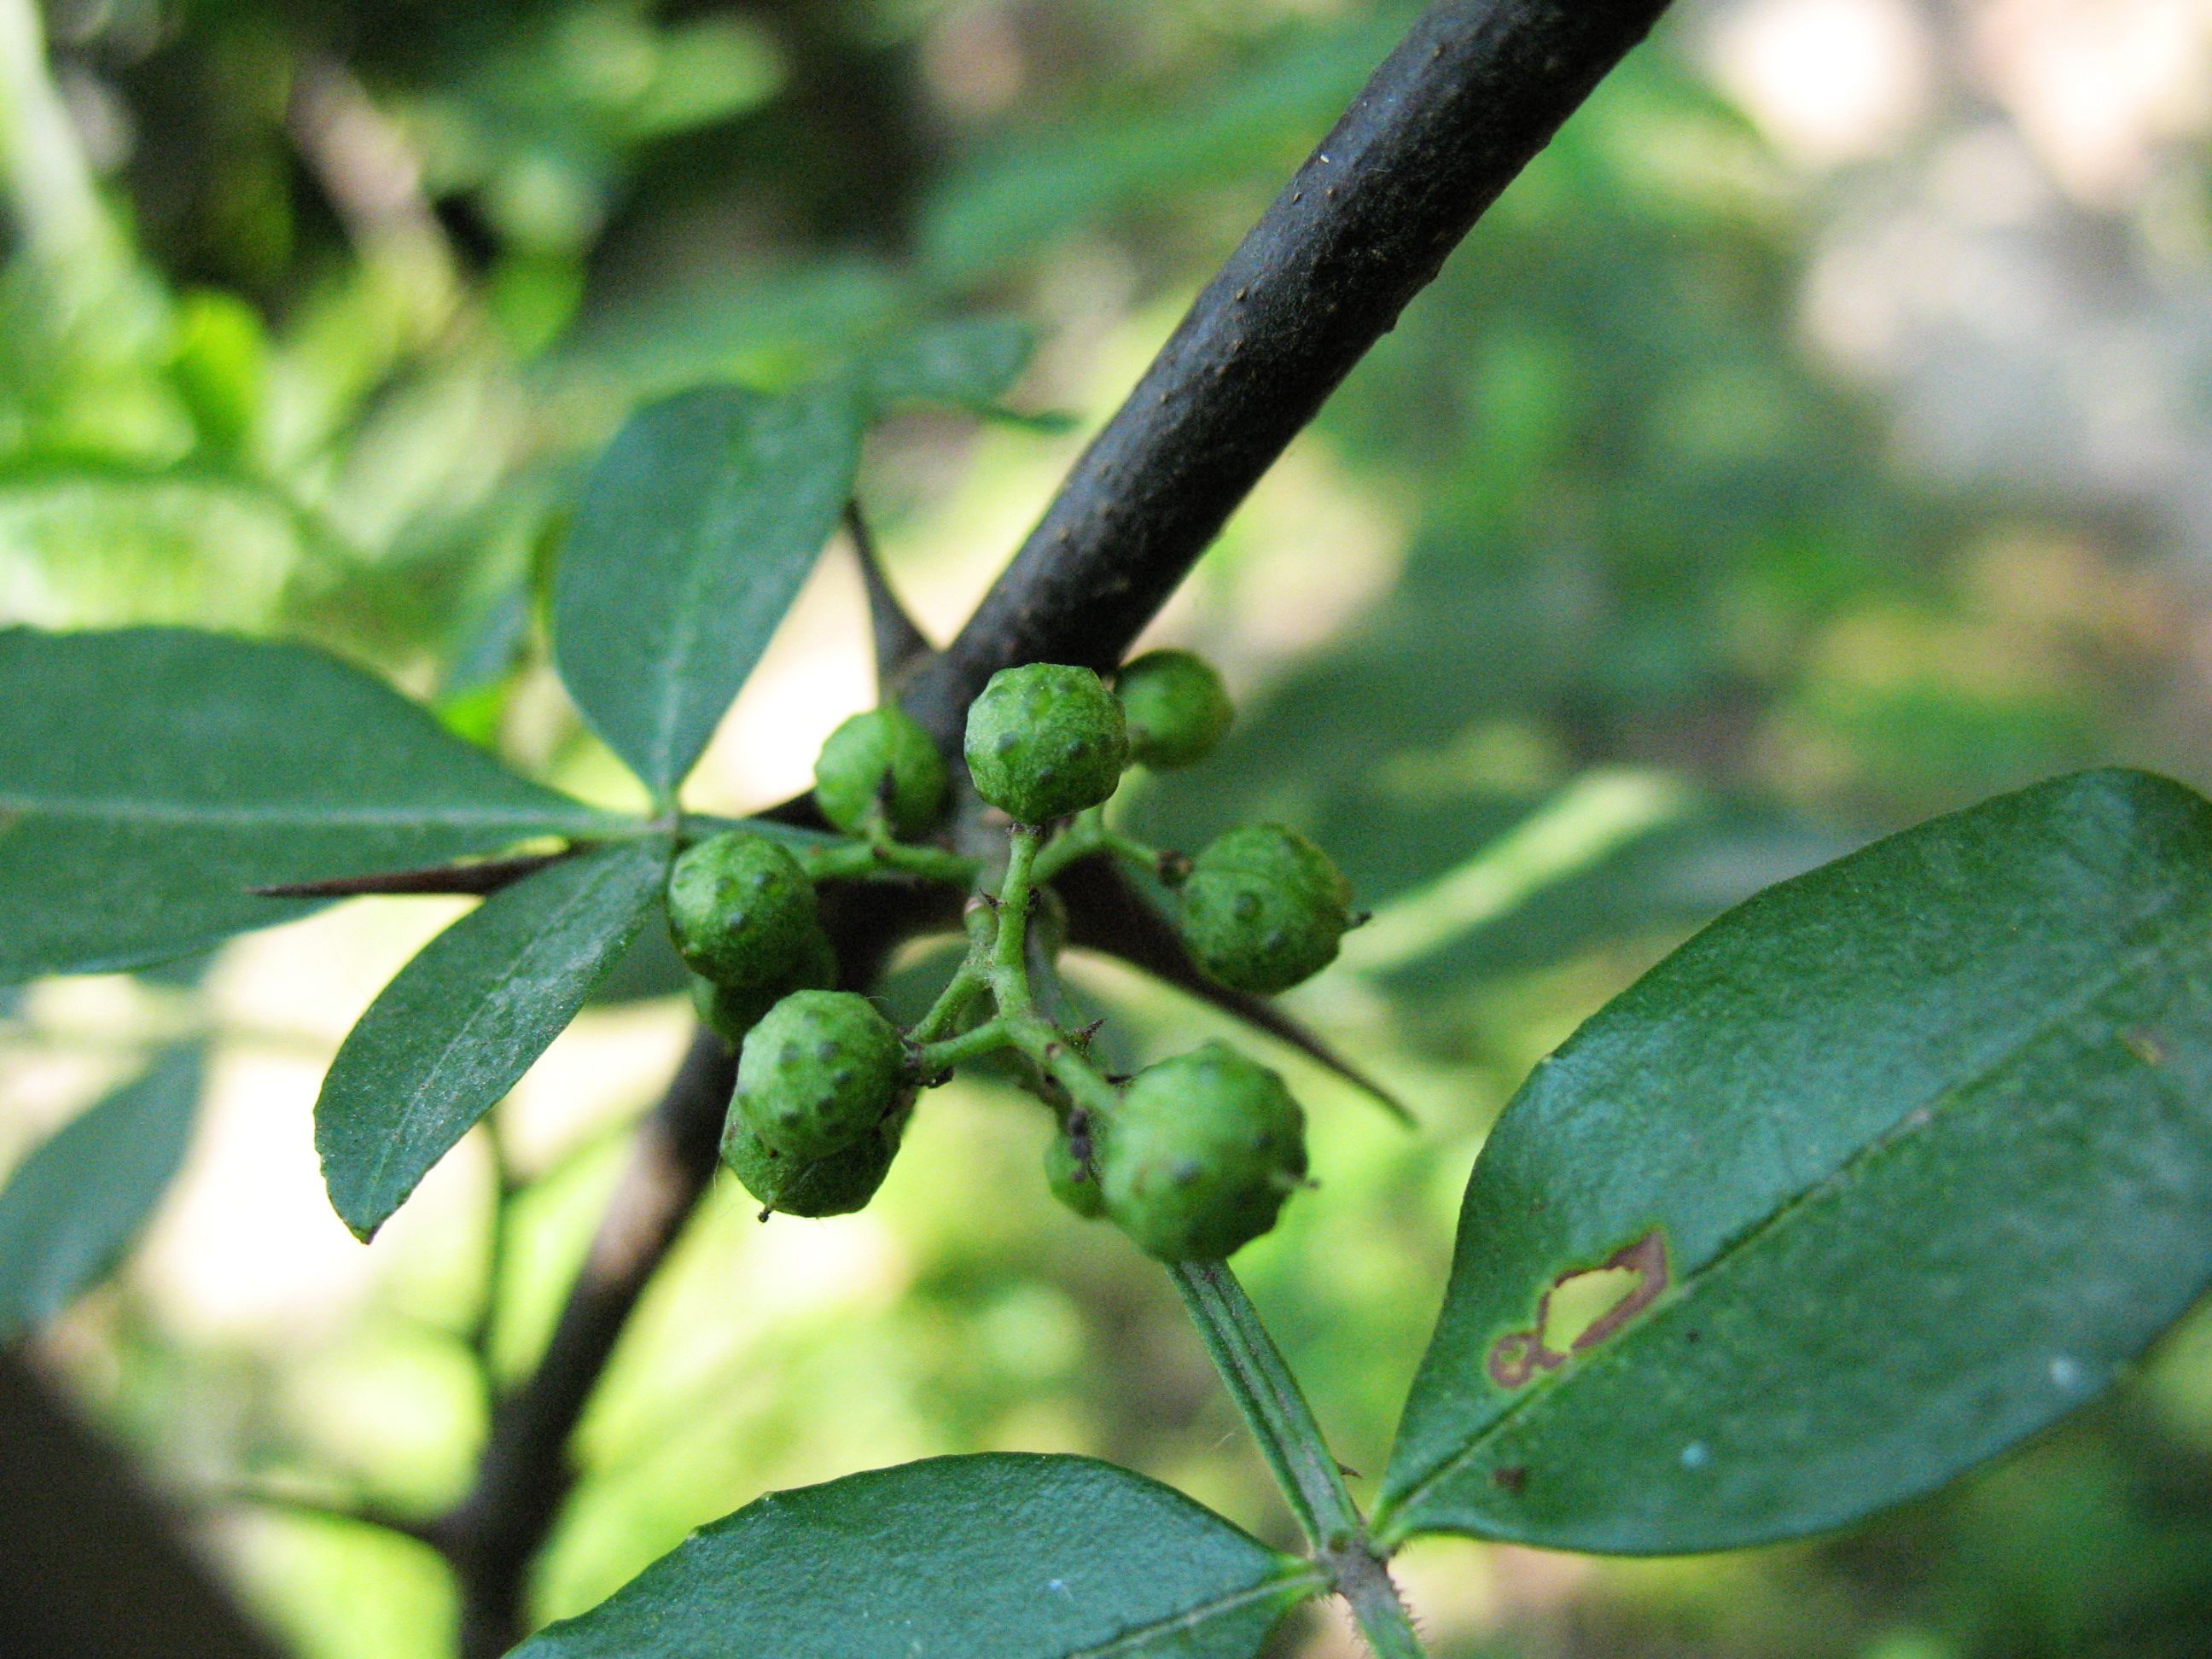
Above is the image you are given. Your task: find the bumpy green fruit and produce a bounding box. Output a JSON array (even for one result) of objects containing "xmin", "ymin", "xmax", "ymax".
[
  {"xmin": 1098, "ymin": 1043, "xmax": 1307, "ymax": 1260},
  {"xmin": 1179, "ymin": 824, "xmax": 1352, "ymax": 993},
  {"xmin": 690, "ymin": 926, "xmax": 836, "ymax": 1047},
  {"xmin": 733, "ymin": 989, "xmax": 906, "ymax": 1159},
  {"xmin": 721, "ymin": 1109, "xmax": 904, "ymax": 1218},
  {"xmin": 814, "ymin": 707, "xmax": 948, "ymax": 837},
  {"xmin": 667, "ymin": 832, "xmax": 824, "ymax": 989},
  {"xmin": 1044, "ymin": 1130, "xmax": 1106, "ymax": 1220},
  {"xmin": 1115, "ymin": 649, "xmax": 1231, "ymax": 770},
  {"xmin": 963, "ymin": 663, "xmax": 1128, "ymax": 824}
]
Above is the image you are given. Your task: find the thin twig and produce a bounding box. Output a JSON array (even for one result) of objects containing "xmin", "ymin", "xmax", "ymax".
[
  {"xmin": 206, "ymin": 1479, "xmax": 448, "ymax": 1551},
  {"xmin": 445, "ymin": 1027, "xmax": 736, "ymax": 1659},
  {"xmin": 1055, "ymin": 853, "xmax": 1414, "ymax": 1124},
  {"xmin": 464, "ymin": 1108, "xmax": 517, "ymax": 1381}
]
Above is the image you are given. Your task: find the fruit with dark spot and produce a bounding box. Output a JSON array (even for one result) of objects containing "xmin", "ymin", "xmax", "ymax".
[
  {"xmin": 1179, "ymin": 824, "xmax": 1353, "ymax": 993},
  {"xmin": 1097, "ymin": 1042, "xmax": 1307, "ymax": 1260},
  {"xmin": 720, "ymin": 1109, "xmax": 905, "ymax": 1217},
  {"xmin": 1044, "ymin": 1128, "xmax": 1106, "ymax": 1219},
  {"xmin": 732, "ymin": 989, "xmax": 906, "ymax": 1159},
  {"xmin": 690, "ymin": 925, "xmax": 837, "ymax": 1048},
  {"xmin": 963, "ymin": 663, "xmax": 1127, "ymax": 824},
  {"xmin": 1115, "ymin": 649, "xmax": 1232, "ymax": 770},
  {"xmin": 666, "ymin": 831, "xmax": 827, "ymax": 990},
  {"xmin": 813, "ymin": 707, "xmax": 948, "ymax": 838}
]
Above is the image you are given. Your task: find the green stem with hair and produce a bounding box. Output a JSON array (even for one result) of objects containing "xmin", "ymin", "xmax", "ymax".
[{"xmin": 906, "ymin": 814, "xmax": 1427, "ymax": 1655}]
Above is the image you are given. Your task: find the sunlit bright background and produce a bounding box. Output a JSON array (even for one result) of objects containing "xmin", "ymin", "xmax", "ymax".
[{"xmin": 7, "ymin": 1, "xmax": 2212, "ymax": 1655}]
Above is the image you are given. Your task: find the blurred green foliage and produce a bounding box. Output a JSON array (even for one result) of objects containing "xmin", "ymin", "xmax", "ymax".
[{"xmin": 6, "ymin": 2, "xmax": 2212, "ymax": 1656}]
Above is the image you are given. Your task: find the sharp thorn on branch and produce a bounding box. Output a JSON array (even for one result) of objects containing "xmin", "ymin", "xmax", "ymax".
[
  {"xmin": 250, "ymin": 851, "xmax": 573, "ymax": 899},
  {"xmin": 847, "ymin": 500, "xmax": 934, "ymax": 690}
]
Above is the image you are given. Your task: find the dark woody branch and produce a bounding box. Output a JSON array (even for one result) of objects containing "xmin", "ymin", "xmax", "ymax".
[{"xmin": 905, "ymin": 0, "xmax": 1673, "ymax": 742}]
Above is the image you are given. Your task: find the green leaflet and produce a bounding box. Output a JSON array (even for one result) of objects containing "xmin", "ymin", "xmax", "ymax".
[
  {"xmin": 917, "ymin": 12, "xmax": 1414, "ymax": 282},
  {"xmin": 316, "ymin": 840, "xmax": 668, "ymax": 1240},
  {"xmin": 0, "ymin": 627, "xmax": 618, "ymax": 981},
  {"xmin": 864, "ymin": 316, "xmax": 1035, "ymax": 413},
  {"xmin": 550, "ymin": 382, "xmax": 863, "ymax": 799},
  {"xmin": 0, "ymin": 1048, "xmax": 202, "ymax": 1341},
  {"xmin": 512, "ymin": 1453, "xmax": 1318, "ymax": 1659},
  {"xmin": 1377, "ymin": 768, "xmax": 2212, "ymax": 1554}
]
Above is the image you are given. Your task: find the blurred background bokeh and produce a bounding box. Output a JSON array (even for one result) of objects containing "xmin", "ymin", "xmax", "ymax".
[{"xmin": 6, "ymin": 1, "xmax": 2212, "ymax": 1654}]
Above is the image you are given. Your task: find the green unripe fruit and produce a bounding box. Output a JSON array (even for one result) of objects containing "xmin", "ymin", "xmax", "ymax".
[
  {"xmin": 733, "ymin": 989, "xmax": 906, "ymax": 1160},
  {"xmin": 667, "ymin": 832, "xmax": 824, "ymax": 990},
  {"xmin": 1179, "ymin": 824, "xmax": 1353, "ymax": 993},
  {"xmin": 1115, "ymin": 649, "xmax": 1232, "ymax": 770},
  {"xmin": 963, "ymin": 663, "xmax": 1128, "ymax": 824},
  {"xmin": 721, "ymin": 1109, "xmax": 904, "ymax": 1218},
  {"xmin": 813, "ymin": 707, "xmax": 948, "ymax": 838},
  {"xmin": 690, "ymin": 928, "xmax": 837, "ymax": 1047},
  {"xmin": 1098, "ymin": 1043, "xmax": 1307, "ymax": 1260},
  {"xmin": 1044, "ymin": 1130, "xmax": 1106, "ymax": 1220}
]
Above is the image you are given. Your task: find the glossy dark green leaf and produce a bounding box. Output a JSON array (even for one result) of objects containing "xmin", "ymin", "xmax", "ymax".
[
  {"xmin": 550, "ymin": 383, "xmax": 863, "ymax": 798},
  {"xmin": 512, "ymin": 1453, "xmax": 1317, "ymax": 1658},
  {"xmin": 1378, "ymin": 769, "xmax": 2212, "ymax": 1554},
  {"xmin": 0, "ymin": 628, "xmax": 616, "ymax": 981},
  {"xmin": 316, "ymin": 840, "xmax": 667, "ymax": 1240},
  {"xmin": 864, "ymin": 316, "xmax": 1034, "ymax": 412},
  {"xmin": 0, "ymin": 1048, "xmax": 201, "ymax": 1342}
]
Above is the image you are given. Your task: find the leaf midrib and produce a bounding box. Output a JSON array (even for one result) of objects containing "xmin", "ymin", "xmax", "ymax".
[
  {"xmin": 1, "ymin": 794, "xmax": 608, "ymax": 832},
  {"xmin": 1064, "ymin": 1568, "xmax": 1322, "ymax": 1658},
  {"xmin": 643, "ymin": 434, "xmax": 756, "ymax": 791},
  {"xmin": 1384, "ymin": 909, "xmax": 2205, "ymax": 1527}
]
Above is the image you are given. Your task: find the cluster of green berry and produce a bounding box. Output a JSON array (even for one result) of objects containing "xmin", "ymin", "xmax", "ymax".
[{"xmin": 663, "ymin": 649, "xmax": 1359, "ymax": 1260}]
